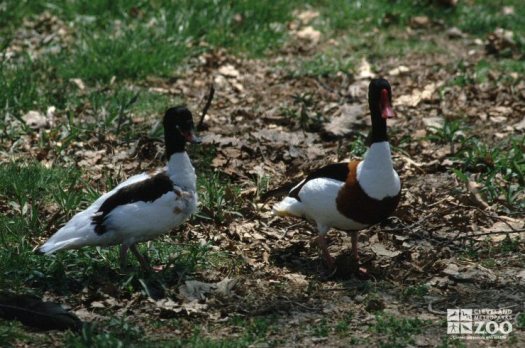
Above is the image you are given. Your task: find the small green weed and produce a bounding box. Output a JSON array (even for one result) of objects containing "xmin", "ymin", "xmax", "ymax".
[
  {"xmin": 311, "ymin": 318, "xmax": 329, "ymax": 337},
  {"xmin": 460, "ymin": 236, "xmax": 522, "ymax": 266},
  {"xmin": 401, "ymin": 284, "xmax": 429, "ymax": 300},
  {"xmin": 348, "ymin": 135, "xmax": 368, "ymax": 158},
  {"xmin": 280, "ymin": 93, "xmax": 324, "ymax": 132},
  {"xmin": 293, "ymin": 53, "xmax": 354, "ymax": 77},
  {"xmin": 334, "ymin": 312, "xmax": 353, "ymax": 337},
  {"xmin": 167, "ymin": 318, "xmax": 276, "ymax": 348},
  {"xmin": 65, "ymin": 318, "xmax": 143, "ymax": 348},
  {"xmin": 0, "ymin": 320, "xmax": 25, "ymax": 347},
  {"xmin": 516, "ymin": 312, "xmax": 525, "ymax": 329},
  {"xmin": 438, "ymin": 335, "xmax": 467, "ymax": 348},
  {"xmin": 373, "ymin": 314, "xmax": 429, "ymax": 348},
  {"xmin": 427, "ymin": 119, "xmax": 466, "ymax": 155},
  {"xmin": 198, "ymin": 172, "xmax": 242, "ymax": 224},
  {"xmin": 453, "ymin": 136, "xmax": 525, "ymax": 211}
]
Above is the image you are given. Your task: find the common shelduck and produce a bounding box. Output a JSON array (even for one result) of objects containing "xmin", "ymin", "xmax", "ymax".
[
  {"xmin": 37, "ymin": 106, "xmax": 200, "ymax": 271},
  {"xmin": 273, "ymin": 78, "xmax": 401, "ymax": 276}
]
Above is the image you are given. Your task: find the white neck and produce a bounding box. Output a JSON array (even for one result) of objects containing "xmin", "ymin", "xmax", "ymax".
[
  {"xmin": 361, "ymin": 142, "xmax": 393, "ymax": 171},
  {"xmin": 167, "ymin": 152, "xmax": 196, "ymax": 191},
  {"xmin": 356, "ymin": 141, "xmax": 400, "ymax": 200}
]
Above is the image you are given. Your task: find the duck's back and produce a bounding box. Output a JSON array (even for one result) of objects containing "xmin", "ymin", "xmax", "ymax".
[{"xmin": 37, "ymin": 171, "xmax": 196, "ymax": 253}]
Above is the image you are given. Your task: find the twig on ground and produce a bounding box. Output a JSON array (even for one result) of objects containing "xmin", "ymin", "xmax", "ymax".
[
  {"xmin": 427, "ymin": 299, "xmax": 447, "ymax": 315},
  {"xmin": 197, "ymin": 83, "xmax": 215, "ymax": 130},
  {"xmin": 455, "ymin": 229, "xmax": 525, "ymax": 240},
  {"xmin": 426, "ymin": 197, "xmax": 450, "ymax": 208},
  {"xmin": 396, "ymin": 152, "xmax": 426, "ymax": 173},
  {"xmin": 448, "ymin": 200, "xmax": 524, "ymax": 233}
]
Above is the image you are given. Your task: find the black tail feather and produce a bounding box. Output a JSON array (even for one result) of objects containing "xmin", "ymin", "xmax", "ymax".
[{"xmin": 259, "ymin": 182, "xmax": 295, "ymax": 201}]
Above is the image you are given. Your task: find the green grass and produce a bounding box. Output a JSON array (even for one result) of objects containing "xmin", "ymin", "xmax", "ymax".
[
  {"xmin": 401, "ymin": 284, "xmax": 429, "ymax": 301},
  {"xmin": 293, "ymin": 52, "xmax": 355, "ymax": 78},
  {"xmin": 154, "ymin": 317, "xmax": 278, "ymax": 348},
  {"xmin": 197, "ymin": 172, "xmax": 243, "ymax": 224},
  {"xmin": 454, "ymin": 136, "xmax": 525, "ymax": 212},
  {"xmin": 286, "ymin": 0, "xmax": 524, "ymax": 78},
  {"xmin": 373, "ymin": 314, "xmax": 430, "ymax": 348},
  {"xmin": 0, "ymin": 320, "xmax": 26, "ymax": 347},
  {"xmin": 65, "ymin": 317, "xmax": 144, "ymax": 348},
  {"xmin": 425, "ymin": 117, "xmax": 525, "ymax": 212},
  {"xmin": 0, "ymin": 161, "xmax": 233, "ymax": 297},
  {"xmin": 310, "ymin": 0, "xmax": 525, "ymax": 37},
  {"xmin": 334, "ymin": 320, "xmax": 350, "ymax": 336},
  {"xmin": 1, "ymin": 0, "xmax": 307, "ymax": 84},
  {"xmin": 438, "ymin": 336, "xmax": 467, "ymax": 348},
  {"xmin": 2, "ymin": 0, "xmax": 524, "ymax": 134},
  {"xmin": 279, "ymin": 92, "xmax": 325, "ymax": 131},
  {"xmin": 311, "ymin": 318, "xmax": 330, "ymax": 337},
  {"xmin": 516, "ymin": 312, "xmax": 525, "ymax": 329},
  {"xmin": 427, "ymin": 119, "xmax": 466, "ymax": 155},
  {"xmin": 460, "ymin": 234, "xmax": 524, "ymax": 270}
]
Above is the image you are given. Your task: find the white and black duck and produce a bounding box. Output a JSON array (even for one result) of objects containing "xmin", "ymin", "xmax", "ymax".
[
  {"xmin": 38, "ymin": 106, "xmax": 200, "ymax": 271},
  {"xmin": 273, "ymin": 79, "xmax": 401, "ymax": 277}
]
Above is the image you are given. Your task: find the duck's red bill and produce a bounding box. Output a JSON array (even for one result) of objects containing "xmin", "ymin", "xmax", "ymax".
[{"xmin": 380, "ymin": 89, "xmax": 395, "ymax": 119}]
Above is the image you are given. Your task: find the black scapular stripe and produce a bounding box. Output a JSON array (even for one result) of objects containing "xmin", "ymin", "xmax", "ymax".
[
  {"xmin": 92, "ymin": 172, "xmax": 174, "ymax": 235},
  {"xmin": 289, "ymin": 162, "xmax": 349, "ymax": 201}
]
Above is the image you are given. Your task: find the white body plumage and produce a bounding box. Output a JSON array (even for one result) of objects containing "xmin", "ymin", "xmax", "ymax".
[
  {"xmin": 273, "ymin": 142, "xmax": 400, "ymax": 233},
  {"xmin": 38, "ymin": 152, "xmax": 197, "ymax": 254}
]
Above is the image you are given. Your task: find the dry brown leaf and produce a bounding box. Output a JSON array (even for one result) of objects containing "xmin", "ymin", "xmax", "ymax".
[
  {"xmin": 467, "ymin": 180, "xmax": 490, "ymax": 209},
  {"xmin": 295, "ymin": 26, "xmax": 321, "ymax": 44},
  {"xmin": 70, "ymin": 78, "xmax": 86, "ymax": 90},
  {"xmin": 202, "ymin": 134, "xmax": 242, "ymax": 147},
  {"xmin": 502, "ymin": 6, "xmax": 515, "ymax": 16},
  {"xmin": 22, "ymin": 110, "xmax": 48, "ymax": 130},
  {"xmin": 517, "ymin": 270, "xmax": 525, "ymax": 285},
  {"xmin": 480, "ymin": 221, "xmax": 524, "ymax": 241},
  {"xmin": 90, "ymin": 301, "xmax": 105, "ymax": 309},
  {"xmin": 447, "ymin": 27, "xmax": 464, "ymax": 39},
  {"xmin": 370, "ymin": 243, "xmax": 401, "ymax": 258},
  {"xmin": 423, "ymin": 116, "xmax": 444, "ymax": 129},
  {"xmin": 356, "ymin": 58, "xmax": 374, "ymax": 80},
  {"xmin": 443, "ymin": 264, "xmax": 497, "ymax": 284},
  {"xmin": 178, "ymin": 278, "xmax": 237, "ymax": 302},
  {"xmin": 397, "ymin": 83, "xmax": 437, "ymax": 107},
  {"xmin": 182, "ymin": 300, "xmax": 208, "ymax": 314},
  {"xmin": 486, "ymin": 28, "xmax": 516, "ymax": 55},
  {"xmin": 514, "ymin": 117, "xmax": 525, "ymax": 130},
  {"xmin": 388, "ymin": 65, "xmax": 410, "ymax": 76},
  {"xmin": 296, "ymin": 10, "xmax": 319, "ymax": 24},
  {"xmin": 323, "ymin": 104, "xmax": 365, "ymax": 137},
  {"xmin": 284, "ymin": 273, "xmax": 308, "ymax": 286},
  {"xmin": 410, "ymin": 16, "xmax": 430, "ymax": 28},
  {"xmin": 218, "ymin": 64, "xmax": 240, "ymax": 78}
]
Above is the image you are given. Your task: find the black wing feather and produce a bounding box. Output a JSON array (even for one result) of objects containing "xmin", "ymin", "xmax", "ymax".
[
  {"xmin": 92, "ymin": 172, "xmax": 174, "ymax": 235},
  {"xmin": 289, "ymin": 162, "xmax": 349, "ymax": 201}
]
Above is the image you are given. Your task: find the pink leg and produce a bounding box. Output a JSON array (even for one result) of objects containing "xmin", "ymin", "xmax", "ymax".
[
  {"xmin": 119, "ymin": 244, "xmax": 129, "ymax": 271},
  {"xmin": 312, "ymin": 235, "xmax": 335, "ymax": 268},
  {"xmin": 351, "ymin": 231, "xmax": 359, "ymax": 261},
  {"xmin": 351, "ymin": 231, "xmax": 368, "ymax": 278},
  {"xmin": 130, "ymin": 244, "xmax": 153, "ymax": 272}
]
